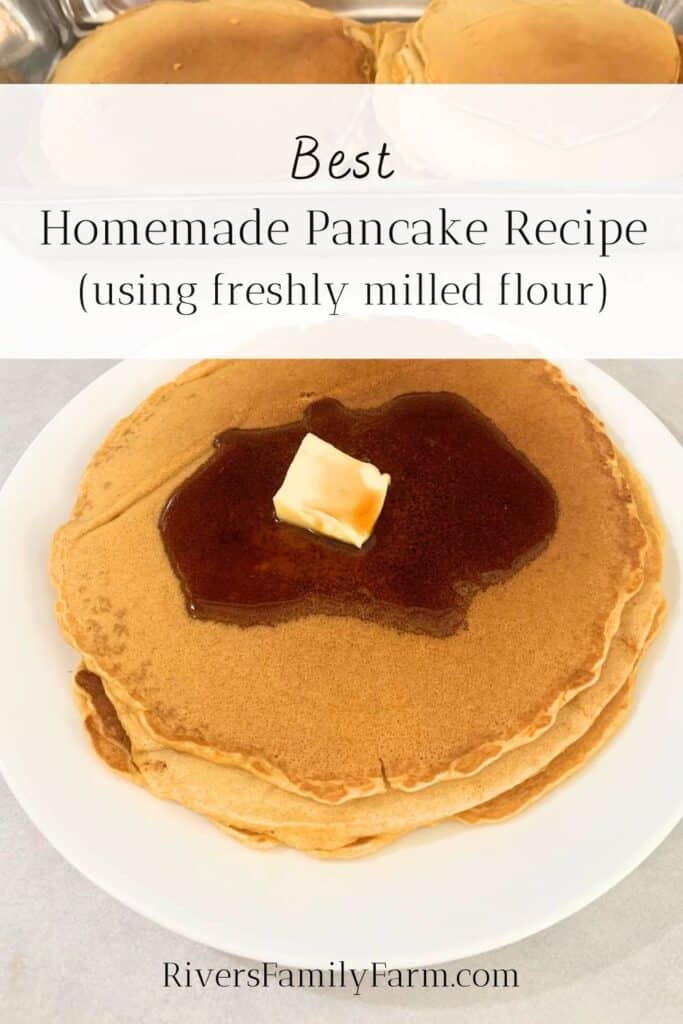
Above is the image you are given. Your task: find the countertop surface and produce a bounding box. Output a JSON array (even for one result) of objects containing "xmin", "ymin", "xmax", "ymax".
[{"xmin": 1, "ymin": 360, "xmax": 681, "ymax": 1024}]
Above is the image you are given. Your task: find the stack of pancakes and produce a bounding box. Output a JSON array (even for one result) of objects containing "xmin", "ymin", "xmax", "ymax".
[
  {"xmin": 51, "ymin": 0, "xmax": 682, "ymax": 84},
  {"xmin": 51, "ymin": 360, "xmax": 665, "ymax": 857}
]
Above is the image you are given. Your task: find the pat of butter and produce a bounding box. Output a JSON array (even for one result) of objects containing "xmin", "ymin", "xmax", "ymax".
[{"xmin": 273, "ymin": 433, "xmax": 391, "ymax": 549}]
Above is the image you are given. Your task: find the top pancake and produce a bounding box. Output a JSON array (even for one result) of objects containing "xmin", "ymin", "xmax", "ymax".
[
  {"xmin": 51, "ymin": 359, "xmax": 646, "ymax": 803},
  {"xmin": 51, "ymin": 0, "xmax": 374, "ymax": 84},
  {"xmin": 378, "ymin": 0, "xmax": 680, "ymax": 83},
  {"xmin": 72, "ymin": 459, "xmax": 662, "ymax": 854}
]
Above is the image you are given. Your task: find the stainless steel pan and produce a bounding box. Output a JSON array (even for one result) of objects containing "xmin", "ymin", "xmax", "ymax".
[{"xmin": 0, "ymin": 0, "xmax": 680, "ymax": 82}]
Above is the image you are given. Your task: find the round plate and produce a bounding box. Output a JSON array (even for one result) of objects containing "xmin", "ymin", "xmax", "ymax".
[{"xmin": 0, "ymin": 356, "xmax": 680, "ymax": 967}]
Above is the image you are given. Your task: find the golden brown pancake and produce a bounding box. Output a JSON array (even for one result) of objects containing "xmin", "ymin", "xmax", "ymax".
[
  {"xmin": 52, "ymin": 359, "xmax": 648, "ymax": 811},
  {"xmin": 72, "ymin": 669, "xmax": 645, "ymax": 856},
  {"xmin": 73, "ymin": 483, "xmax": 662, "ymax": 856},
  {"xmin": 378, "ymin": 0, "xmax": 680, "ymax": 83},
  {"xmin": 72, "ymin": 458, "xmax": 663, "ymax": 857},
  {"xmin": 74, "ymin": 594, "xmax": 661, "ymax": 854},
  {"xmin": 51, "ymin": 0, "xmax": 374, "ymax": 84}
]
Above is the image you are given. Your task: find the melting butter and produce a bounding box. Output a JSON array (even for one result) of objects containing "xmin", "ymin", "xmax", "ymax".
[{"xmin": 273, "ymin": 433, "xmax": 390, "ymax": 549}]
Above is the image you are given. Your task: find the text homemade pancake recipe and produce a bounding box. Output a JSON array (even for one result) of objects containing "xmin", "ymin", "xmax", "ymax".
[
  {"xmin": 41, "ymin": 205, "xmax": 647, "ymax": 256},
  {"xmin": 37, "ymin": 163, "xmax": 652, "ymax": 323}
]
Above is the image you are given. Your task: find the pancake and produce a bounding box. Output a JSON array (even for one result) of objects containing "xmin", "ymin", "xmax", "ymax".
[
  {"xmin": 69, "ymin": 452, "xmax": 663, "ymax": 855},
  {"xmin": 52, "ymin": 360, "xmax": 647, "ymax": 805},
  {"xmin": 378, "ymin": 0, "xmax": 681, "ymax": 83},
  {"xmin": 75, "ymin": 607, "xmax": 661, "ymax": 853},
  {"xmin": 51, "ymin": 0, "xmax": 374, "ymax": 84},
  {"xmin": 73, "ymin": 569, "xmax": 663, "ymax": 856},
  {"xmin": 76, "ymin": 677, "xmax": 630, "ymax": 856}
]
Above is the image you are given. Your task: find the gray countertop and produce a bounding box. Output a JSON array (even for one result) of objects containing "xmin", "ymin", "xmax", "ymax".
[{"xmin": 1, "ymin": 360, "xmax": 681, "ymax": 1024}]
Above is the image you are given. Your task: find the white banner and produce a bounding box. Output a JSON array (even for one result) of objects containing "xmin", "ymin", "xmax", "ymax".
[{"xmin": 1, "ymin": 85, "xmax": 682, "ymax": 357}]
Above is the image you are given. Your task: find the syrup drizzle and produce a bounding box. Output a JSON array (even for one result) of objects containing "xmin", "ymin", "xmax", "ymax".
[{"xmin": 160, "ymin": 393, "xmax": 558, "ymax": 637}]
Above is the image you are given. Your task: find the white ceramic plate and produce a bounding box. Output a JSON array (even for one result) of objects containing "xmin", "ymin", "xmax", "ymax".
[{"xmin": 0, "ymin": 356, "xmax": 681, "ymax": 967}]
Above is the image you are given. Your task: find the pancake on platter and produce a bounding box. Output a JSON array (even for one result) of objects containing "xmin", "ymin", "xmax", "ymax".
[
  {"xmin": 52, "ymin": 360, "xmax": 648, "ymax": 806},
  {"xmin": 72, "ymin": 675, "xmax": 647, "ymax": 858},
  {"xmin": 377, "ymin": 0, "xmax": 681, "ymax": 83},
  {"xmin": 70, "ymin": 454, "xmax": 663, "ymax": 855},
  {"xmin": 74, "ymin": 603, "xmax": 662, "ymax": 855},
  {"xmin": 51, "ymin": 0, "xmax": 374, "ymax": 84}
]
